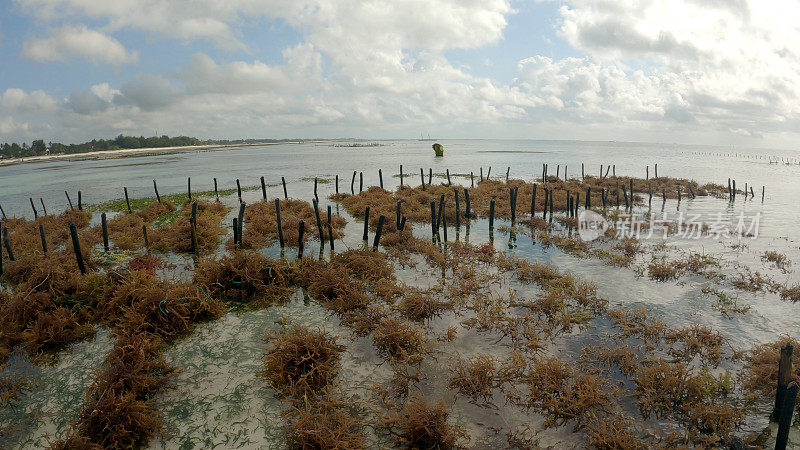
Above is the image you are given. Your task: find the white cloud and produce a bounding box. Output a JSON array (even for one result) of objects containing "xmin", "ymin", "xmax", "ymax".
[
  {"xmin": 6, "ymin": 0, "xmax": 800, "ymax": 148},
  {"xmin": 22, "ymin": 25, "xmax": 138, "ymax": 66}
]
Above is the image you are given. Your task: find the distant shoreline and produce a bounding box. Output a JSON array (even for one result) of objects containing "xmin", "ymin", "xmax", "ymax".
[{"xmin": 0, "ymin": 141, "xmax": 321, "ymax": 167}]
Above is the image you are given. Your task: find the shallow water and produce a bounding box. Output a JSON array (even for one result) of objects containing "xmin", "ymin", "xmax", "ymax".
[{"xmin": 2, "ymin": 139, "xmax": 800, "ymax": 446}]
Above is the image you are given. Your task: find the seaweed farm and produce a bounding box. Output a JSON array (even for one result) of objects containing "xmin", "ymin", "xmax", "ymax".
[{"xmin": 2, "ymin": 141, "xmax": 800, "ymax": 448}]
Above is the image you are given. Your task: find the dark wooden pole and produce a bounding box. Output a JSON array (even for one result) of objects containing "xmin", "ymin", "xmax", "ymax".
[
  {"xmin": 400, "ymin": 165, "xmax": 404, "ymax": 187},
  {"xmin": 359, "ymin": 172, "xmax": 363, "ymax": 192},
  {"xmin": 153, "ymin": 180, "xmax": 161, "ymax": 202},
  {"xmin": 39, "ymin": 224, "xmax": 47, "ymax": 253},
  {"xmin": 69, "ymin": 222, "xmax": 86, "ymax": 274},
  {"xmin": 420, "ymin": 168, "xmax": 426, "ymax": 190},
  {"xmin": 335, "ymin": 175, "xmax": 339, "ymax": 194},
  {"xmin": 435, "ymin": 195, "xmax": 444, "ymax": 230},
  {"xmin": 373, "ymin": 215, "xmax": 385, "ymax": 251},
  {"xmin": 283, "ymin": 176, "xmax": 289, "ymax": 199},
  {"xmin": 261, "ymin": 176, "xmax": 267, "ymax": 200},
  {"xmin": 489, "ymin": 200, "xmax": 495, "ymax": 229},
  {"xmin": 313, "ymin": 199, "xmax": 324, "ymax": 243},
  {"xmin": 379, "ymin": 169, "xmax": 384, "ymax": 189},
  {"xmin": 454, "ymin": 190, "xmax": 460, "ymax": 227},
  {"xmin": 214, "ymin": 178, "xmax": 219, "ymax": 201},
  {"xmin": 428, "ymin": 168, "xmax": 432, "ymax": 185},
  {"xmin": 396, "ymin": 201, "xmax": 402, "ymax": 230},
  {"xmin": 2, "ymin": 227, "xmax": 13, "ymax": 261},
  {"xmin": 142, "ymin": 225, "xmax": 149, "ymax": 250},
  {"xmin": 237, "ymin": 201, "xmax": 245, "ymax": 241},
  {"xmin": 442, "ymin": 205, "xmax": 448, "ymax": 242},
  {"xmin": 351, "ymin": 171, "xmax": 357, "ymax": 195},
  {"xmin": 236, "ymin": 178, "xmax": 242, "ymax": 202},
  {"xmin": 275, "ymin": 199, "xmax": 284, "ymax": 248},
  {"xmin": 773, "ymin": 343, "xmax": 794, "ymax": 421},
  {"xmin": 531, "ymin": 183, "xmax": 537, "ymax": 216},
  {"xmin": 464, "ymin": 189, "xmax": 471, "ymax": 218},
  {"xmin": 124, "ymin": 187, "xmax": 132, "ymax": 213},
  {"xmin": 363, "ymin": 206, "xmax": 370, "ymax": 241},
  {"xmin": 29, "ymin": 198, "xmax": 38, "ymax": 219},
  {"xmin": 39, "ymin": 198, "xmax": 47, "ymax": 216},
  {"xmin": 78, "ymin": 191, "xmax": 82, "ymax": 210},
  {"xmin": 0, "ymin": 204, "xmax": 5, "ymax": 218},
  {"xmin": 776, "ymin": 382, "xmax": 799, "ymax": 450},
  {"xmin": 188, "ymin": 177, "xmax": 192, "ymax": 201},
  {"xmin": 470, "ymin": 172, "xmax": 474, "ymax": 188},
  {"xmin": 314, "ymin": 178, "xmax": 318, "ymax": 201},
  {"xmin": 232, "ymin": 218, "xmax": 239, "ymax": 245},
  {"xmin": 447, "ymin": 169, "xmax": 451, "ymax": 186},
  {"xmin": 430, "ymin": 201, "xmax": 437, "ymax": 238},
  {"xmin": 327, "ymin": 221, "xmax": 335, "ymax": 251},
  {"xmin": 297, "ymin": 220, "xmax": 305, "ymax": 257},
  {"xmin": 101, "ymin": 212, "xmax": 109, "ymax": 251}
]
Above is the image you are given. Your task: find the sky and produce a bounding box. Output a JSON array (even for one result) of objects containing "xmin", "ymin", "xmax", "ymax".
[{"xmin": 1, "ymin": 0, "xmax": 799, "ymax": 149}]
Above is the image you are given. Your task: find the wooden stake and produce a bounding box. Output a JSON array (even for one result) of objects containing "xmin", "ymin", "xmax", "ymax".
[
  {"xmin": 153, "ymin": 180, "xmax": 161, "ymax": 202},
  {"xmin": 190, "ymin": 201, "xmax": 198, "ymax": 253},
  {"xmin": 359, "ymin": 172, "xmax": 363, "ymax": 192},
  {"xmin": 39, "ymin": 224, "xmax": 47, "ymax": 253},
  {"xmin": 773, "ymin": 343, "xmax": 794, "ymax": 421},
  {"xmin": 313, "ymin": 199, "xmax": 324, "ymax": 243},
  {"xmin": 214, "ymin": 178, "xmax": 219, "ymax": 201},
  {"xmin": 327, "ymin": 221, "xmax": 335, "ymax": 251},
  {"xmin": 297, "ymin": 220, "xmax": 305, "ymax": 257},
  {"xmin": 420, "ymin": 168, "xmax": 426, "ymax": 190},
  {"xmin": 464, "ymin": 189, "xmax": 471, "ymax": 218},
  {"xmin": 396, "ymin": 201, "xmax": 402, "ymax": 230},
  {"xmin": 314, "ymin": 177, "xmax": 318, "ymax": 201},
  {"xmin": 400, "ymin": 165, "xmax": 404, "ymax": 187},
  {"xmin": 124, "ymin": 187, "xmax": 132, "ymax": 213},
  {"xmin": 379, "ymin": 169, "xmax": 384, "ymax": 189},
  {"xmin": 373, "ymin": 215, "xmax": 385, "ymax": 251},
  {"xmin": 78, "ymin": 191, "xmax": 82, "ymax": 210},
  {"xmin": 447, "ymin": 169, "xmax": 451, "ymax": 186},
  {"xmin": 531, "ymin": 183, "xmax": 537, "ymax": 216},
  {"xmin": 335, "ymin": 175, "xmax": 339, "ymax": 194},
  {"xmin": 236, "ymin": 178, "xmax": 242, "ymax": 202},
  {"xmin": 261, "ymin": 176, "xmax": 267, "ymax": 200},
  {"xmin": 275, "ymin": 199, "xmax": 285, "ymax": 248},
  {"xmin": 283, "ymin": 176, "xmax": 288, "ymax": 199},
  {"xmin": 363, "ymin": 206, "xmax": 370, "ymax": 241},
  {"xmin": 29, "ymin": 198, "xmax": 38, "ymax": 219},
  {"xmin": 2, "ymin": 226, "xmax": 13, "ymax": 261},
  {"xmin": 101, "ymin": 212, "xmax": 109, "ymax": 251},
  {"xmin": 776, "ymin": 382, "xmax": 799, "ymax": 450},
  {"xmin": 489, "ymin": 200, "xmax": 495, "ymax": 229},
  {"xmin": 188, "ymin": 177, "xmax": 192, "ymax": 201},
  {"xmin": 142, "ymin": 225, "xmax": 149, "ymax": 250},
  {"xmin": 430, "ymin": 201, "xmax": 437, "ymax": 238},
  {"xmin": 39, "ymin": 198, "xmax": 47, "ymax": 216},
  {"xmin": 69, "ymin": 222, "xmax": 86, "ymax": 274},
  {"xmin": 454, "ymin": 190, "xmax": 460, "ymax": 227},
  {"xmin": 237, "ymin": 201, "xmax": 245, "ymax": 241}
]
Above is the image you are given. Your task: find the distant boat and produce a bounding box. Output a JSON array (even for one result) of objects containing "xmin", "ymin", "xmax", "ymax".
[
  {"xmin": 432, "ymin": 143, "xmax": 444, "ymax": 157},
  {"xmin": 419, "ymin": 132, "xmax": 435, "ymax": 141}
]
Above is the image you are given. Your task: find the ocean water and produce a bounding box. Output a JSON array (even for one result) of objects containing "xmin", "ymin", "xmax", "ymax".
[{"xmin": 2, "ymin": 139, "xmax": 800, "ymax": 447}]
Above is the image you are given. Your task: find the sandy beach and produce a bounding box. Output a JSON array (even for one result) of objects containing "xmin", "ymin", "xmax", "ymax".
[{"xmin": 0, "ymin": 141, "xmax": 307, "ymax": 167}]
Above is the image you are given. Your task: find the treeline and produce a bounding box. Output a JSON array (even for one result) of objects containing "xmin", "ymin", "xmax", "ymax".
[{"xmin": 0, "ymin": 135, "xmax": 299, "ymax": 159}]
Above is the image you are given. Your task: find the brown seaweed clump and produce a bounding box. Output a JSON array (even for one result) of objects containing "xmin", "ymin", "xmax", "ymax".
[
  {"xmin": 742, "ymin": 336, "xmax": 800, "ymax": 403},
  {"xmin": 585, "ymin": 415, "xmax": 650, "ymax": 450},
  {"xmin": 238, "ymin": 199, "xmax": 347, "ymax": 249},
  {"xmin": 372, "ymin": 317, "xmax": 426, "ymax": 363},
  {"xmin": 300, "ymin": 260, "xmax": 371, "ymax": 313},
  {"xmin": 101, "ymin": 270, "xmax": 224, "ymax": 338},
  {"xmin": 665, "ymin": 324, "xmax": 725, "ymax": 367},
  {"xmin": 2, "ymin": 209, "xmax": 92, "ymax": 258},
  {"xmin": 379, "ymin": 393, "xmax": 468, "ymax": 450},
  {"xmin": 195, "ymin": 251, "xmax": 295, "ymax": 303},
  {"xmin": 397, "ymin": 289, "xmax": 451, "ymax": 322},
  {"xmin": 150, "ymin": 200, "xmax": 227, "ymax": 253},
  {"xmin": 261, "ymin": 326, "xmax": 345, "ymax": 398},
  {"xmin": 514, "ymin": 356, "xmax": 615, "ymax": 431},
  {"xmin": 64, "ymin": 331, "xmax": 175, "ymax": 449},
  {"xmin": 447, "ymin": 353, "xmax": 496, "ymax": 402},
  {"xmin": 284, "ymin": 390, "xmax": 364, "ymax": 450}
]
